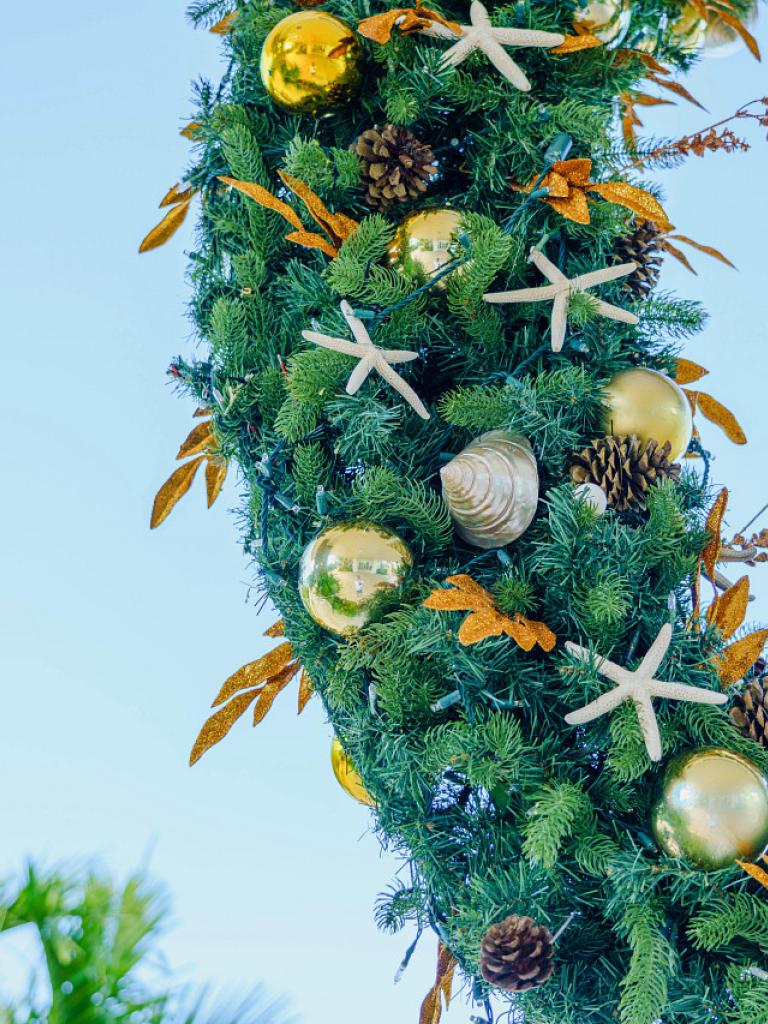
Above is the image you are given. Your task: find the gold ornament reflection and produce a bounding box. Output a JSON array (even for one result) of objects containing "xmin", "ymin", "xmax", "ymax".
[
  {"xmin": 298, "ymin": 521, "xmax": 413, "ymax": 635},
  {"xmin": 260, "ymin": 11, "xmax": 364, "ymax": 116},
  {"xmin": 573, "ymin": 0, "xmax": 631, "ymax": 43},
  {"xmin": 387, "ymin": 208, "xmax": 463, "ymax": 288},
  {"xmin": 652, "ymin": 747, "xmax": 768, "ymax": 870},
  {"xmin": 669, "ymin": 4, "xmax": 709, "ymax": 51},
  {"xmin": 603, "ymin": 367, "xmax": 693, "ymax": 462},
  {"xmin": 331, "ymin": 737, "xmax": 375, "ymax": 806}
]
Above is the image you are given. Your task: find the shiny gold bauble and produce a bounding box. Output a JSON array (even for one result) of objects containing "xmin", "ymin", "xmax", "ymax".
[
  {"xmin": 572, "ymin": 0, "xmax": 631, "ymax": 43},
  {"xmin": 652, "ymin": 747, "xmax": 768, "ymax": 870},
  {"xmin": 331, "ymin": 737, "xmax": 375, "ymax": 806},
  {"xmin": 387, "ymin": 208, "xmax": 463, "ymax": 288},
  {"xmin": 298, "ymin": 521, "xmax": 413, "ymax": 636},
  {"xmin": 260, "ymin": 11, "xmax": 363, "ymax": 116},
  {"xmin": 669, "ymin": 4, "xmax": 709, "ymax": 51},
  {"xmin": 603, "ymin": 367, "xmax": 693, "ymax": 462},
  {"xmin": 440, "ymin": 431, "xmax": 539, "ymax": 549}
]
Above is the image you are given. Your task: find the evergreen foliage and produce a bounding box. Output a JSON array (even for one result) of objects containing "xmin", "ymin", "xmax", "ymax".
[{"xmin": 156, "ymin": 0, "xmax": 767, "ymax": 1019}]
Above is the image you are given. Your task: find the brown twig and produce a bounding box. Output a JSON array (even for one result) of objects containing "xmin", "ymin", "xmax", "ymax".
[{"xmin": 619, "ymin": 97, "xmax": 768, "ymax": 173}]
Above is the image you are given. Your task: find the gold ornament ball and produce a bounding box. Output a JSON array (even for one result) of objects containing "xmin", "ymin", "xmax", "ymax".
[
  {"xmin": 669, "ymin": 4, "xmax": 709, "ymax": 51},
  {"xmin": 572, "ymin": 0, "xmax": 631, "ymax": 43},
  {"xmin": 652, "ymin": 747, "xmax": 768, "ymax": 870},
  {"xmin": 298, "ymin": 521, "xmax": 413, "ymax": 636},
  {"xmin": 260, "ymin": 11, "xmax": 363, "ymax": 116},
  {"xmin": 387, "ymin": 208, "xmax": 463, "ymax": 289},
  {"xmin": 603, "ymin": 367, "xmax": 693, "ymax": 462},
  {"xmin": 331, "ymin": 737, "xmax": 375, "ymax": 806}
]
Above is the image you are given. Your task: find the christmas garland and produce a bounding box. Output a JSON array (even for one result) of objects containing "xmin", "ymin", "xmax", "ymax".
[{"xmin": 144, "ymin": 0, "xmax": 768, "ymax": 1020}]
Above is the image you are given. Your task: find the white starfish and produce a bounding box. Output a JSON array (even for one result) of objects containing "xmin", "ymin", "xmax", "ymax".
[
  {"xmin": 484, "ymin": 247, "xmax": 640, "ymax": 352},
  {"xmin": 302, "ymin": 301, "xmax": 430, "ymax": 420},
  {"xmin": 418, "ymin": 0, "xmax": 564, "ymax": 92},
  {"xmin": 564, "ymin": 623, "xmax": 727, "ymax": 762}
]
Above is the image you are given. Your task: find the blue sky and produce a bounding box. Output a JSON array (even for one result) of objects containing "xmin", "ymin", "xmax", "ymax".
[{"xmin": 1, "ymin": 4, "xmax": 766, "ymax": 1021}]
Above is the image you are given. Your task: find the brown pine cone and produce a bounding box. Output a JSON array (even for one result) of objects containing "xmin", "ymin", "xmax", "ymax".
[
  {"xmin": 731, "ymin": 677, "xmax": 768, "ymax": 748},
  {"xmin": 355, "ymin": 124, "xmax": 436, "ymax": 211},
  {"xmin": 480, "ymin": 914, "xmax": 555, "ymax": 992},
  {"xmin": 613, "ymin": 220, "xmax": 666, "ymax": 299},
  {"xmin": 570, "ymin": 435, "xmax": 681, "ymax": 512}
]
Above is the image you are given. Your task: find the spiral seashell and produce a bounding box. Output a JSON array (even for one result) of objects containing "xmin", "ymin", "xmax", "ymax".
[{"xmin": 440, "ymin": 430, "xmax": 539, "ymax": 549}]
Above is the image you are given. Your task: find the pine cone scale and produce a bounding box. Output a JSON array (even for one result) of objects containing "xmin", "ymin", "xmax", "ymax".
[
  {"xmin": 613, "ymin": 220, "xmax": 666, "ymax": 298},
  {"xmin": 731, "ymin": 678, "xmax": 768, "ymax": 747},
  {"xmin": 480, "ymin": 914, "xmax": 555, "ymax": 993},
  {"xmin": 355, "ymin": 124, "xmax": 436, "ymax": 211},
  {"xmin": 570, "ymin": 435, "xmax": 681, "ymax": 512}
]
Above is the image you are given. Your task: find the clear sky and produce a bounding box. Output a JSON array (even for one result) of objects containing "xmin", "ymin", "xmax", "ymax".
[{"xmin": 0, "ymin": 4, "xmax": 766, "ymax": 1021}]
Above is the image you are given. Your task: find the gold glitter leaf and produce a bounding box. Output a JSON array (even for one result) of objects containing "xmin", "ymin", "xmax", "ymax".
[
  {"xmin": 649, "ymin": 75, "xmax": 704, "ymax": 110},
  {"xmin": 587, "ymin": 182, "xmax": 672, "ymax": 230},
  {"xmin": 219, "ymin": 176, "xmax": 304, "ymax": 231},
  {"xmin": 358, "ymin": 7, "xmax": 461, "ymax": 44},
  {"xmin": 519, "ymin": 615, "xmax": 557, "ymax": 653},
  {"xmin": 356, "ymin": 10, "xmax": 405, "ymax": 43},
  {"xmin": 505, "ymin": 617, "xmax": 539, "ymax": 651},
  {"xmin": 159, "ymin": 183, "xmax": 197, "ymax": 208},
  {"xmin": 550, "ymin": 32, "xmax": 603, "ymax": 54},
  {"xmin": 703, "ymin": 488, "xmax": 728, "ymax": 581},
  {"xmin": 632, "ymin": 92, "xmax": 674, "ymax": 108},
  {"xmin": 547, "ymin": 190, "xmax": 591, "ymax": 224},
  {"xmin": 278, "ymin": 171, "xmax": 359, "ymax": 246},
  {"xmin": 714, "ymin": 8, "xmax": 760, "ymax": 60},
  {"xmin": 667, "ymin": 235, "xmax": 735, "ymax": 269},
  {"xmin": 205, "ymin": 457, "xmax": 227, "ymax": 507},
  {"xmin": 150, "ymin": 455, "xmax": 205, "ymax": 529},
  {"xmin": 707, "ymin": 575, "xmax": 749, "ymax": 640},
  {"xmin": 210, "ymin": 11, "xmax": 238, "ymax": 34},
  {"xmin": 180, "ymin": 122, "xmax": 203, "ymax": 140},
  {"xmin": 139, "ymin": 199, "xmax": 193, "ymax": 253},
  {"xmin": 423, "ymin": 589, "xmax": 484, "ymax": 613},
  {"xmin": 298, "ymin": 669, "xmax": 314, "ymax": 714},
  {"xmin": 419, "ymin": 943, "xmax": 457, "ymax": 1024},
  {"xmin": 424, "ymin": 575, "xmax": 556, "ymax": 650},
  {"xmin": 211, "ymin": 642, "xmax": 295, "ymax": 707},
  {"xmin": 543, "ymin": 171, "xmax": 571, "ymax": 198},
  {"xmin": 177, "ymin": 420, "xmax": 213, "ymax": 460},
  {"xmin": 253, "ymin": 663, "xmax": 298, "ymax": 725},
  {"xmin": 458, "ymin": 610, "xmax": 507, "ymax": 645},
  {"xmin": 284, "ymin": 230, "xmax": 339, "ymax": 258},
  {"xmin": 674, "ymin": 358, "xmax": 709, "ymax": 385},
  {"xmin": 553, "ymin": 158, "xmax": 593, "ymax": 185},
  {"xmin": 738, "ymin": 859, "xmax": 768, "ymax": 892},
  {"xmin": 663, "ymin": 239, "xmax": 697, "ymax": 275},
  {"xmin": 689, "ymin": 391, "xmax": 747, "ymax": 444},
  {"xmin": 264, "ymin": 620, "xmax": 285, "ymax": 638},
  {"xmin": 189, "ymin": 690, "xmax": 259, "ymax": 766},
  {"xmin": 717, "ymin": 629, "xmax": 768, "ymax": 687}
]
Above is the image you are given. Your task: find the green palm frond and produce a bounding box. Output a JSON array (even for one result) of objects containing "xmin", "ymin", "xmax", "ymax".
[{"xmin": 0, "ymin": 863, "xmax": 293, "ymax": 1024}]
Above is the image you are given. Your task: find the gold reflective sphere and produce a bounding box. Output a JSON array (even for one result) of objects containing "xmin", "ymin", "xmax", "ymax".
[
  {"xmin": 603, "ymin": 367, "xmax": 693, "ymax": 462},
  {"xmin": 331, "ymin": 737, "xmax": 375, "ymax": 806},
  {"xmin": 573, "ymin": 0, "xmax": 631, "ymax": 43},
  {"xmin": 260, "ymin": 11, "xmax": 363, "ymax": 116},
  {"xmin": 298, "ymin": 521, "xmax": 413, "ymax": 636},
  {"xmin": 669, "ymin": 4, "xmax": 709, "ymax": 51},
  {"xmin": 652, "ymin": 747, "xmax": 768, "ymax": 870},
  {"xmin": 387, "ymin": 208, "xmax": 463, "ymax": 289}
]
